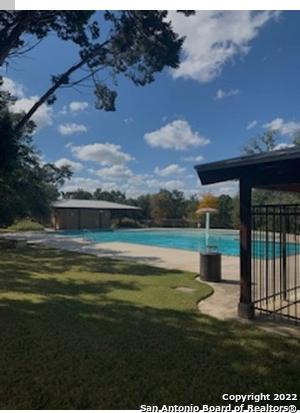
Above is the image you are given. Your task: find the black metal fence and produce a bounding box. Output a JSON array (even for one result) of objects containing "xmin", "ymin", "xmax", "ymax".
[{"xmin": 251, "ymin": 204, "xmax": 300, "ymax": 323}]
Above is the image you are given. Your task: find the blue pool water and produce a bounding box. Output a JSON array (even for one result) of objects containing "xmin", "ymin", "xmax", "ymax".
[{"xmin": 59, "ymin": 228, "xmax": 299, "ymax": 257}]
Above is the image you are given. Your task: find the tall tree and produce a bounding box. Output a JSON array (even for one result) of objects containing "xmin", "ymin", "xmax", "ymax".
[
  {"xmin": 93, "ymin": 188, "xmax": 126, "ymax": 203},
  {"xmin": 0, "ymin": 89, "xmax": 71, "ymax": 226},
  {"xmin": 243, "ymin": 129, "xmax": 300, "ymax": 155},
  {"xmin": 211, "ymin": 195, "xmax": 234, "ymax": 228},
  {"xmin": 134, "ymin": 194, "xmax": 152, "ymax": 221},
  {"xmin": 150, "ymin": 190, "xmax": 173, "ymax": 225},
  {"xmin": 197, "ymin": 193, "xmax": 218, "ymax": 210},
  {"xmin": 184, "ymin": 194, "xmax": 199, "ymax": 226},
  {"xmin": 170, "ymin": 190, "xmax": 186, "ymax": 219},
  {"xmin": 149, "ymin": 189, "xmax": 187, "ymax": 225},
  {"xmin": 243, "ymin": 130, "xmax": 278, "ymax": 154},
  {"xmin": 64, "ymin": 189, "xmax": 93, "ymax": 200},
  {"xmin": 232, "ymin": 195, "xmax": 240, "ymax": 229}
]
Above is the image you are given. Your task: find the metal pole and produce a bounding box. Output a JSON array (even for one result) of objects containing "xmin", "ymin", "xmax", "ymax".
[
  {"xmin": 205, "ymin": 212, "xmax": 210, "ymax": 249},
  {"xmin": 238, "ymin": 179, "xmax": 254, "ymax": 319},
  {"xmin": 282, "ymin": 213, "xmax": 287, "ymax": 301}
]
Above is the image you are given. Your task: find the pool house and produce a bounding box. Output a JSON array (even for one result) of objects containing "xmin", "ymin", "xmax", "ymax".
[
  {"xmin": 52, "ymin": 199, "xmax": 140, "ymax": 230},
  {"xmin": 195, "ymin": 146, "xmax": 300, "ymax": 323}
]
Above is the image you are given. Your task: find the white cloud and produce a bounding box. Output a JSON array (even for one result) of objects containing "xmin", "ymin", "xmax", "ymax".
[
  {"xmin": 215, "ymin": 88, "xmax": 240, "ymax": 100},
  {"xmin": 170, "ymin": 11, "xmax": 278, "ymax": 82},
  {"xmin": 194, "ymin": 180, "xmax": 238, "ymax": 197},
  {"xmin": 110, "ymin": 172, "xmax": 152, "ymax": 198},
  {"xmin": 63, "ymin": 175, "xmax": 237, "ymax": 198},
  {"xmin": 144, "ymin": 120, "xmax": 210, "ymax": 150},
  {"xmin": 183, "ymin": 155, "xmax": 204, "ymax": 162},
  {"xmin": 62, "ymin": 169, "xmax": 151, "ymax": 198},
  {"xmin": 246, "ymin": 120, "xmax": 258, "ymax": 130},
  {"xmin": 124, "ymin": 117, "xmax": 133, "ymax": 124},
  {"xmin": 154, "ymin": 164, "xmax": 186, "ymax": 177},
  {"xmin": 69, "ymin": 101, "xmax": 89, "ymax": 113},
  {"xmin": 162, "ymin": 180, "xmax": 185, "ymax": 191},
  {"xmin": 0, "ymin": 77, "xmax": 24, "ymax": 98},
  {"xmin": 145, "ymin": 178, "xmax": 160, "ymax": 189},
  {"xmin": 94, "ymin": 164, "xmax": 133, "ymax": 180},
  {"xmin": 127, "ymin": 174, "xmax": 150, "ymax": 187},
  {"xmin": 62, "ymin": 170, "xmax": 238, "ymax": 199},
  {"xmin": 60, "ymin": 101, "xmax": 89, "ymax": 116},
  {"xmin": 54, "ymin": 158, "xmax": 83, "ymax": 172},
  {"xmin": 145, "ymin": 178, "xmax": 185, "ymax": 191},
  {"xmin": 63, "ymin": 168, "xmax": 178, "ymax": 197},
  {"xmin": 263, "ymin": 118, "xmax": 300, "ymax": 136},
  {"xmin": 59, "ymin": 106, "xmax": 68, "ymax": 116},
  {"xmin": 205, "ymin": 182, "xmax": 238, "ymax": 197},
  {"xmin": 273, "ymin": 143, "xmax": 295, "ymax": 151},
  {"xmin": 10, "ymin": 96, "xmax": 53, "ymax": 129},
  {"xmin": 62, "ymin": 177, "xmax": 101, "ymax": 193},
  {"xmin": 58, "ymin": 123, "xmax": 87, "ymax": 136},
  {"xmin": 70, "ymin": 142, "xmax": 134, "ymax": 166},
  {"xmin": 0, "ymin": 77, "xmax": 53, "ymax": 130},
  {"xmin": 100, "ymin": 182, "xmax": 119, "ymax": 191}
]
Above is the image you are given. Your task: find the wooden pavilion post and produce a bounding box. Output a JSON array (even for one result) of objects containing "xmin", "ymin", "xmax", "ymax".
[{"xmin": 238, "ymin": 178, "xmax": 254, "ymax": 319}]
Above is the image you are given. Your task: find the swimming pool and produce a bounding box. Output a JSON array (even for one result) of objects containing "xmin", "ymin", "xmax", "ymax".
[{"xmin": 59, "ymin": 228, "xmax": 298, "ymax": 257}]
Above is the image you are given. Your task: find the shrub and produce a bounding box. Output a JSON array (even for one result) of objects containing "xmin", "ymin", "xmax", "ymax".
[
  {"xmin": 112, "ymin": 217, "xmax": 144, "ymax": 229},
  {"xmin": 8, "ymin": 218, "xmax": 44, "ymax": 232}
]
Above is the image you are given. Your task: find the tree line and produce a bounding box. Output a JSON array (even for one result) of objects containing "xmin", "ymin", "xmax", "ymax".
[{"xmin": 63, "ymin": 188, "xmax": 239, "ymax": 229}]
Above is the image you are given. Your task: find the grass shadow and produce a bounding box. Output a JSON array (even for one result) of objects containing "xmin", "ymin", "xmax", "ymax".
[{"xmin": 0, "ymin": 247, "xmax": 299, "ymax": 409}]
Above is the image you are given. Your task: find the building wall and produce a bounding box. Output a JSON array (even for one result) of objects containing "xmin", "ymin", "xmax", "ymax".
[
  {"xmin": 80, "ymin": 209, "xmax": 99, "ymax": 229},
  {"xmin": 54, "ymin": 208, "xmax": 79, "ymax": 230},
  {"xmin": 53, "ymin": 208, "xmax": 111, "ymax": 230},
  {"xmin": 100, "ymin": 211, "xmax": 111, "ymax": 228}
]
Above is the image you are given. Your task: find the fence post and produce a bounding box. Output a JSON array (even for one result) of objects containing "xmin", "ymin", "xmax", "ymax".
[
  {"xmin": 238, "ymin": 179, "xmax": 254, "ymax": 319},
  {"xmin": 282, "ymin": 212, "xmax": 287, "ymax": 301}
]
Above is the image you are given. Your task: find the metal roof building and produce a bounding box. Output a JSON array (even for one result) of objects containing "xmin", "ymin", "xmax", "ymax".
[{"xmin": 52, "ymin": 199, "xmax": 139, "ymax": 230}]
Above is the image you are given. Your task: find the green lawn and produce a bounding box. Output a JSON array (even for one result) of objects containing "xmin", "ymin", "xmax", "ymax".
[{"xmin": 0, "ymin": 246, "xmax": 299, "ymax": 409}]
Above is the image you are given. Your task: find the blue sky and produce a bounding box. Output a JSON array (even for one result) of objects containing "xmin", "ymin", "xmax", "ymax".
[{"xmin": 2, "ymin": 11, "xmax": 300, "ymax": 198}]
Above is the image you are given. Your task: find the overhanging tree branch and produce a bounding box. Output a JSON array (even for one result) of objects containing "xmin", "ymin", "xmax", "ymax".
[
  {"xmin": 15, "ymin": 41, "xmax": 109, "ymax": 132},
  {"xmin": 4, "ymin": 11, "xmax": 187, "ymax": 132}
]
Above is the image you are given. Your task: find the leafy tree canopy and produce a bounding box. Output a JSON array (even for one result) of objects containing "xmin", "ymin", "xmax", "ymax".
[
  {"xmin": 0, "ymin": 11, "xmax": 96, "ymax": 66},
  {"xmin": 0, "ymin": 11, "xmax": 191, "ymax": 131},
  {"xmin": 243, "ymin": 130, "xmax": 300, "ymax": 155},
  {"xmin": 0, "ymin": 91, "xmax": 71, "ymax": 226},
  {"xmin": 198, "ymin": 193, "xmax": 218, "ymax": 210}
]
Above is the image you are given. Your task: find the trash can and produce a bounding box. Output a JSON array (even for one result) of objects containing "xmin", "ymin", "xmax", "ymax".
[{"xmin": 200, "ymin": 251, "xmax": 221, "ymax": 282}]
